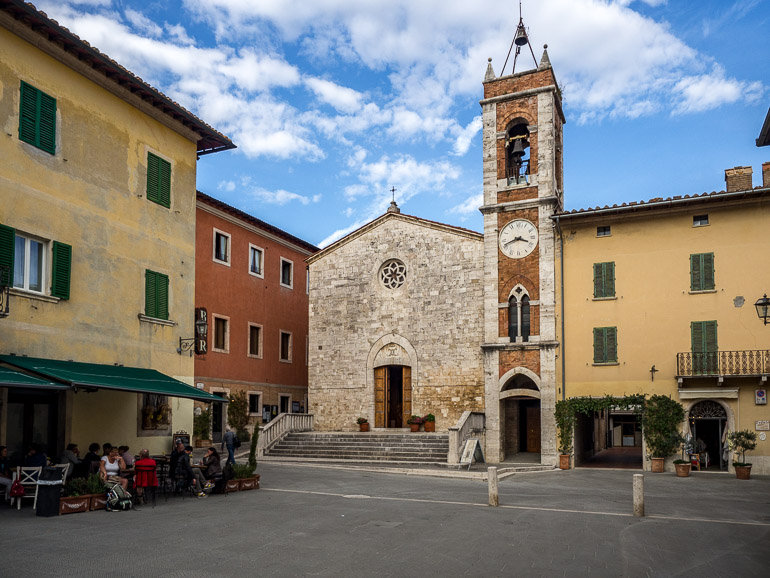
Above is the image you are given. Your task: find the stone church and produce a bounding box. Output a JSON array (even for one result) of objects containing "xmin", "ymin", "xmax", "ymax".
[{"xmin": 308, "ymin": 43, "xmax": 564, "ymax": 466}]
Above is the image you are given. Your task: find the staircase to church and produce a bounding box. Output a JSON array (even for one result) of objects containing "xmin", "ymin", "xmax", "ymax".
[{"xmin": 264, "ymin": 431, "xmax": 450, "ymax": 465}]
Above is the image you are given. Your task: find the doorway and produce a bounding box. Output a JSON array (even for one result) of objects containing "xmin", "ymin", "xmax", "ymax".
[
  {"xmin": 374, "ymin": 365, "xmax": 411, "ymax": 428},
  {"xmin": 689, "ymin": 401, "xmax": 727, "ymax": 470},
  {"xmin": 212, "ymin": 391, "xmax": 226, "ymax": 443},
  {"xmin": 501, "ymin": 397, "xmax": 540, "ymax": 459},
  {"xmin": 5, "ymin": 388, "xmax": 62, "ymax": 463}
]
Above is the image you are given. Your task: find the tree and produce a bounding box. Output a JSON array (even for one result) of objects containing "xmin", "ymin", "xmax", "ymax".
[
  {"xmin": 227, "ymin": 391, "xmax": 250, "ymax": 441},
  {"xmin": 641, "ymin": 394, "xmax": 685, "ymax": 458}
]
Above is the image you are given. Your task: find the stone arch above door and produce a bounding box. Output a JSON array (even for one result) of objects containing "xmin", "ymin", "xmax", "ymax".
[
  {"xmin": 499, "ymin": 367, "xmax": 541, "ymax": 400},
  {"xmin": 366, "ymin": 333, "xmax": 418, "ymax": 389},
  {"xmin": 684, "ymin": 398, "xmax": 735, "ymax": 435}
]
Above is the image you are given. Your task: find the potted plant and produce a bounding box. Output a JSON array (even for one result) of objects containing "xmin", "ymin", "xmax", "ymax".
[
  {"xmin": 641, "ymin": 395, "xmax": 685, "ymax": 472},
  {"xmin": 407, "ymin": 415, "xmax": 423, "ymax": 432},
  {"xmin": 673, "ymin": 459, "xmax": 691, "ymax": 477},
  {"xmin": 357, "ymin": 417, "xmax": 370, "ymax": 432},
  {"xmin": 60, "ymin": 477, "xmax": 90, "ymax": 515},
  {"xmin": 84, "ymin": 473, "xmax": 108, "ymax": 510},
  {"xmin": 232, "ymin": 463, "xmax": 260, "ymax": 490},
  {"xmin": 554, "ymin": 400, "xmax": 574, "ymax": 470},
  {"xmin": 193, "ymin": 408, "xmax": 212, "ymax": 448},
  {"xmin": 422, "ymin": 414, "xmax": 436, "ymax": 432},
  {"xmin": 728, "ymin": 429, "xmax": 758, "ymax": 480}
]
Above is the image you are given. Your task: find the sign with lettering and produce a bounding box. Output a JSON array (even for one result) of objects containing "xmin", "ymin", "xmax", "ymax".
[
  {"xmin": 755, "ymin": 420, "xmax": 770, "ymax": 431},
  {"xmin": 459, "ymin": 438, "xmax": 485, "ymax": 470},
  {"xmin": 195, "ymin": 307, "xmax": 208, "ymax": 355}
]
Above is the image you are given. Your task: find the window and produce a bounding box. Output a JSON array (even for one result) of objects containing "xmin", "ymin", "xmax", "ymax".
[
  {"xmin": 596, "ymin": 226, "xmax": 611, "ymax": 237},
  {"xmin": 691, "ymin": 321, "xmax": 718, "ymax": 374},
  {"xmin": 249, "ymin": 244, "xmax": 264, "ymax": 277},
  {"xmin": 248, "ymin": 324, "xmax": 262, "ymax": 358},
  {"xmin": 693, "ymin": 214, "xmax": 709, "ymax": 227},
  {"xmin": 508, "ymin": 287, "xmax": 531, "ymax": 342},
  {"xmin": 19, "ymin": 81, "xmax": 56, "ymax": 154},
  {"xmin": 248, "ymin": 393, "xmax": 261, "ymax": 415},
  {"xmin": 279, "ymin": 331, "xmax": 292, "ymax": 362},
  {"xmin": 380, "ymin": 259, "xmax": 406, "ymax": 289},
  {"xmin": 144, "ymin": 269, "xmax": 169, "ymax": 320},
  {"xmin": 593, "ymin": 327, "xmax": 618, "ymax": 364},
  {"xmin": 690, "ymin": 253, "xmax": 715, "ymax": 291},
  {"xmin": 0, "ymin": 225, "xmax": 71, "ymax": 299},
  {"xmin": 213, "ymin": 229, "xmax": 231, "ymax": 265},
  {"xmin": 593, "ymin": 262, "xmax": 615, "ymax": 298},
  {"xmin": 213, "ymin": 316, "xmax": 229, "ymax": 352},
  {"xmin": 280, "ymin": 394, "xmax": 291, "ymax": 414},
  {"xmin": 146, "ymin": 152, "xmax": 171, "ymax": 208},
  {"xmin": 505, "ymin": 120, "xmax": 530, "ymax": 184},
  {"xmin": 280, "ymin": 258, "xmax": 293, "ymax": 288}
]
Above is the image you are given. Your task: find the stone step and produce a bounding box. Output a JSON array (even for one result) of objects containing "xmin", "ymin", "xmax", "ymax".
[
  {"xmin": 267, "ymin": 451, "xmax": 447, "ymax": 463},
  {"xmin": 269, "ymin": 448, "xmax": 448, "ymax": 457},
  {"xmin": 274, "ymin": 440, "xmax": 448, "ymax": 449}
]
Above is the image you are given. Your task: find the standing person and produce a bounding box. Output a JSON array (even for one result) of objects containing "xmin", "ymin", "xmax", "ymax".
[
  {"xmin": 0, "ymin": 446, "xmax": 12, "ymax": 502},
  {"xmin": 221, "ymin": 427, "xmax": 236, "ymax": 465},
  {"xmin": 60, "ymin": 443, "xmax": 81, "ymax": 479}
]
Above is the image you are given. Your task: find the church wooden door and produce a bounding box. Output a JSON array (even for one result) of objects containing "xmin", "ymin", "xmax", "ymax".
[
  {"xmin": 374, "ymin": 367, "xmax": 386, "ymax": 428},
  {"xmin": 526, "ymin": 407, "xmax": 541, "ymax": 452},
  {"xmin": 402, "ymin": 366, "xmax": 412, "ymax": 428}
]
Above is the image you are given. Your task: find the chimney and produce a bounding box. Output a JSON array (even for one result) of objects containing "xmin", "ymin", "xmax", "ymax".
[
  {"xmin": 724, "ymin": 166, "xmax": 753, "ymax": 192},
  {"xmin": 763, "ymin": 162, "xmax": 770, "ymax": 189}
]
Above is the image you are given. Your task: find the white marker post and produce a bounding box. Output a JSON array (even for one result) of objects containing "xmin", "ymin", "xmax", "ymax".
[
  {"xmin": 633, "ymin": 474, "xmax": 644, "ymax": 517},
  {"xmin": 488, "ymin": 466, "xmax": 499, "ymax": 507}
]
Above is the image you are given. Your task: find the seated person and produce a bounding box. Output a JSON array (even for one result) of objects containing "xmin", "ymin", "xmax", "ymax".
[
  {"xmin": 168, "ymin": 439, "xmax": 185, "ymax": 479},
  {"xmin": 60, "ymin": 443, "xmax": 81, "ymax": 479},
  {"xmin": 133, "ymin": 449, "xmax": 157, "ymax": 503},
  {"xmin": 22, "ymin": 443, "xmax": 47, "ymax": 468},
  {"xmin": 119, "ymin": 445, "xmax": 134, "ymax": 468},
  {"xmin": 82, "ymin": 442, "xmax": 101, "ymax": 474},
  {"xmin": 201, "ymin": 447, "xmax": 222, "ymax": 485},
  {"xmin": 176, "ymin": 445, "xmax": 206, "ymax": 498},
  {"xmin": 102, "ymin": 442, "xmax": 111, "ymax": 458},
  {"xmin": 0, "ymin": 446, "xmax": 12, "ymax": 502},
  {"xmin": 100, "ymin": 445, "xmax": 128, "ymax": 490}
]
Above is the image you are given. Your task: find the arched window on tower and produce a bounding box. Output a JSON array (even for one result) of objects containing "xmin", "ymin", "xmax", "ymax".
[
  {"xmin": 505, "ymin": 121, "xmax": 530, "ymax": 184},
  {"xmin": 508, "ymin": 286, "xmax": 531, "ymax": 343}
]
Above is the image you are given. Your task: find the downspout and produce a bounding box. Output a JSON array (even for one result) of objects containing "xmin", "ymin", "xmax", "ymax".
[{"xmin": 554, "ymin": 215, "xmax": 566, "ymax": 401}]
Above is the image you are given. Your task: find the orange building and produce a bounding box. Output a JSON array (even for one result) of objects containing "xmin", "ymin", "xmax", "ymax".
[{"xmin": 194, "ymin": 192, "xmax": 317, "ymax": 442}]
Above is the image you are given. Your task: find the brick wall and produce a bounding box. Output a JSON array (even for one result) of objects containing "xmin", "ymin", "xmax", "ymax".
[
  {"xmin": 725, "ymin": 166, "xmax": 753, "ymax": 192},
  {"xmin": 483, "ymin": 67, "xmax": 557, "ymax": 99}
]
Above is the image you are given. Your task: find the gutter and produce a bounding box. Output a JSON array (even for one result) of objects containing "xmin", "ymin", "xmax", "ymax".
[{"xmin": 554, "ymin": 215, "xmax": 566, "ymax": 401}]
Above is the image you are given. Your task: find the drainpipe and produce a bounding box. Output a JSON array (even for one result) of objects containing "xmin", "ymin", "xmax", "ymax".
[{"xmin": 554, "ymin": 215, "xmax": 566, "ymax": 401}]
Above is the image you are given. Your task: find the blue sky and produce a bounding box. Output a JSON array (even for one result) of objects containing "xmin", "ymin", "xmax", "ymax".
[{"xmin": 38, "ymin": 0, "xmax": 769, "ymax": 247}]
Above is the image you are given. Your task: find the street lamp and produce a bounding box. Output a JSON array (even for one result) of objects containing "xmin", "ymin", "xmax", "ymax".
[
  {"xmin": 178, "ymin": 317, "xmax": 208, "ymax": 356},
  {"xmin": 755, "ymin": 294, "xmax": 770, "ymax": 325}
]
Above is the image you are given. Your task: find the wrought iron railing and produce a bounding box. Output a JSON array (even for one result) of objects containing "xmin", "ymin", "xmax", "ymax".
[
  {"xmin": 506, "ymin": 159, "xmax": 530, "ymax": 184},
  {"xmin": 676, "ymin": 350, "xmax": 770, "ymax": 377}
]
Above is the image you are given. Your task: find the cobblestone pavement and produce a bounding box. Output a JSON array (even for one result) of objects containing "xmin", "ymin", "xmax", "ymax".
[{"xmin": 1, "ymin": 465, "xmax": 768, "ymax": 577}]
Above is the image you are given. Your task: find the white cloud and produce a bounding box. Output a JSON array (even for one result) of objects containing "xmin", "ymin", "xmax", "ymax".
[
  {"xmin": 673, "ymin": 66, "xmax": 764, "ymax": 114},
  {"xmin": 124, "ymin": 9, "xmax": 162, "ymax": 37},
  {"xmin": 452, "ymin": 116, "xmax": 482, "ymax": 156},
  {"xmin": 247, "ymin": 188, "xmax": 314, "ymax": 205},
  {"xmin": 448, "ymin": 192, "xmax": 483, "ymax": 219},
  {"xmin": 218, "ymin": 180, "xmax": 236, "ymax": 192},
  {"xmin": 305, "ymin": 77, "xmax": 364, "ymax": 113}
]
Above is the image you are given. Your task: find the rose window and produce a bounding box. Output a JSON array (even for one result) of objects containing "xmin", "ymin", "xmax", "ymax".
[{"xmin": 380, "ymin": 259, "xmax": 406, "ymax": 289}]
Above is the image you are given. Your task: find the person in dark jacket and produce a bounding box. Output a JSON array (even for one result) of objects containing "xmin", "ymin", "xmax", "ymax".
[
  {"xmin": 22, "ymin": 444, "xmax": 47, "ymax": 468},
  {"xmin": 221, "ymin": 427, "xmax": 236, "ymax": 464},
  {"xmin": 82, "ymin": 442, "xmax": 101, "ymax": 475},
  {"xmin": 202, "ymin": 447, "xmax": 222, "ymax": 481},
  {"xmin": 168, "ymin": 439, "xmax": 185, "ymax": 479},
  {"xmin": 176, "ymin": 445, "xmax": 206, "ymax": 498}
]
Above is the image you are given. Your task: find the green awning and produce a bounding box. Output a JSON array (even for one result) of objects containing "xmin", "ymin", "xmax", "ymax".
[
  {"xmin": 0, "ymin": 364, "xmax": 70, "ymax": 389},
  {"xmin": 0, "ymin": 355, "xmax": 225, "ymax": 402}
]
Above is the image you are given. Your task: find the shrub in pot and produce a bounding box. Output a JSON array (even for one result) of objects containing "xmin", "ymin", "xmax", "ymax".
[
  {"xmin": 193, "ymin": 408, "xmax": 212, "ymax": 447},
  {"xmin": 673, "ymin": 459, "xmax": 691, "ymax": 478},
  {"xmin": 357, "ymin": 417, "xmax": 370, "ymax": 432},
  {"xmin": 60, "ymin": 477, "xmax": 90, "ymax": 515},
  {"xmin": 728, "ymin": 430, "xmax": 757, "ymax": 480},
  {"xmin": 641, "ymin": 395, "xmax": 685, "ymax": 472},
  {"xmin": 407, "ymin": 415, "xmax": 423, "ymax": 432},
  {"xmin": 422, "ymin": 413, "xmax": 436, "ymax": 432},
  {"xmin": 554, "ymin": 400, "xmax": 574, "ymax": 470},
  {"xmin": 232, "ymin": 462, "xmax": 260, "ymax": 490}
]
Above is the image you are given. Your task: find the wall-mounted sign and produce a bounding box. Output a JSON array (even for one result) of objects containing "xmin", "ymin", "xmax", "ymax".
[
  {"xmin": 755, "ymin": 420, "xmax": 770, "ymax": 431},
  {"xmin": 195, "ymin": 307, "xmax": 208, "ymax": 355},
  {"xmin": 292, "ymin": 401, "xmax": 300, "ymax": 413},
  {"xmin": 196, "ymin": 383, "xmax": 205, "ymax": 389}
]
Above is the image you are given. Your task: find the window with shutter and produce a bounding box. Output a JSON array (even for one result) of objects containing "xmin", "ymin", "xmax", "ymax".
[
  {"xmin": 0, "ymin": 224, "xmax": 15, "ymax": 287},
  {"xmin": 593, "ymin": 262, "xmax": 615, "ymax": 298},
  {"xmin": 146, "ymin": 152, "xmax": 171, "ymax": 208},
  {"xmin": 51, "ymin": 241, "xmax": 72, "ymax": 300},
  {"xmin": 593, "ymin": 327, "xmax": 618, "ymax": 364},
  {"xmin": 19, "ymin": 82, "xmax": 56, "ymax": 155},
  {"xmin": 145, "ymin": 269, "xmax": 169, "ymax": 320},
  {"xmin": 691, "ymin": 320, "xmax": 718, "ymax": 374},
  {"xmin": 690, "ymin": 253, "xmax": 715, "ymax": 291}
]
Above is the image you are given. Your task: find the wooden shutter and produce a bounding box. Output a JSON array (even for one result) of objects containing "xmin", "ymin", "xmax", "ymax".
[
  {"xmin": 593, "ymin": 263, "xmax": 603, "ymax": 298},
  {"xmin": 593, "ymin": 328, "xmax": 603, "ymax": 363},
  {"xmin": 605, "ymin": 262, "xmax": 615, "ymax": 297},
  {"xmin": 402, "ymin": 366, "xmax": 412, "ymax": 427},
  {"xmin": 0, "ymin": 224, "xmax": 15, "ymax": 286},
  {"xmin": 156, "ymin": 272, "xmax": 169, "ymax": 320},
  {"xmin": 374, "ymin": 367, "xmax": 386, "ymax": 428},
  {"xmin": 702, "ymin": 253, "xmax": 715, "ymax": 290},
  {"xmin": 158, "ymin": 156, "xmax": 171, "ymax": 208},
  {"xmin": 147, "ymin": 153, "xmax": 160, "ymax": 204},
  {"xmin": 606, "ymin": 327, "xmax": 617, "ymax": 362},
  {"xmin": 690, "ymin": 254, "xmax": 701, "ymax": 291},
  {"xmin": 51, "ymin": 241, "xmax": 72, "ymax": 300},
  {"xmin": 19, "ymin": 82, "xmax": 56, "ymax": 154},
  {"xmin": 19, "ymin": 82, "xmax": 38, "ymax": 147},
  {"xmin": 38, "ymin": 91, "xmax": 56, "ymax": 154},
  {"xmin": 145, "ymin": 270, "xmax": 157, "ymax": 318}
]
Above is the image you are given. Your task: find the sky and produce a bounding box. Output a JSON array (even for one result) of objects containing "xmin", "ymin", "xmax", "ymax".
[{"xmin": 35, "ymin": 0, "xmax": 770, "ymax": 248}]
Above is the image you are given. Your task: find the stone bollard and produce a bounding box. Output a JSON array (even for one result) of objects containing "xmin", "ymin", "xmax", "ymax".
[
  {"xmin": 633, "ymin": 474, "xmax": 644, "ymax": 517},
  {"xmin": 488, "ymin": 466, "xmax": 499, "ymax": 507}
]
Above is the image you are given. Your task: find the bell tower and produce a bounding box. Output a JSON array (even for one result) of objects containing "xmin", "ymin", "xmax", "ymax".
[{"xmin": 480, "ymin": 19, "xmax": 565, "ymax": 465}]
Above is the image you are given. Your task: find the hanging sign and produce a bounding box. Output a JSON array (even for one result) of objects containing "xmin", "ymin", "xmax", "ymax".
[{"xmin": 195, "ymin": 307, "xmax": 208, "ymax": 355}]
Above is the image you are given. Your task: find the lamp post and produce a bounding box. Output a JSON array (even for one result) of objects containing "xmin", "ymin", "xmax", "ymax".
[
  {"xmin": 755, "ymin": 294, "xmax": 770, "ymax": 326},
  {"xmin": 178, "ymin": 317, "xmax": 208, "ymax": 356}
]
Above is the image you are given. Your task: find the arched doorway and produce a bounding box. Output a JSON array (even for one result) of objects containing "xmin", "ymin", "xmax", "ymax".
[
  {"xmin": 500, "ymin": 374, "xmax": 540, "ymax": 461},
  {"xmin": 374, "ymin": 365, "xmax": 412, "ymax": 428},
  {"xmin": 688, "ymin": 400, "xmax": 728, "ymax": 471}
]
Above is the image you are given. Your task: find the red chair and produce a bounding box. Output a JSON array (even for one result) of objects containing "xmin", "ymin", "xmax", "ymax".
[{"xmin": 133, "ymin": 461, "xmax": 159, "ymax": 507}]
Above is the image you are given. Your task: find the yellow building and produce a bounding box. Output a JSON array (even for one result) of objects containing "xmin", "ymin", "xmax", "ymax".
[
  {"xmin": 0, "ymin": 1, "xmax": 233, "ymax": 462},
  {"xmin": 557, "ymin": 165, "xmax": 770, "ymax": 473}
]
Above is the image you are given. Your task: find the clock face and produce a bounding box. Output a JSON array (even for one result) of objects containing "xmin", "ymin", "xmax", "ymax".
[{"xmin": 499, "ymin": 219, "xmax": 538, "ymax": 259}]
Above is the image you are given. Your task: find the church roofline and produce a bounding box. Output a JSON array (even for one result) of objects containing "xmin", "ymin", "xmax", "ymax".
[{"xmin": 307, "ymin": 211, "xmax": 483, "ymax": 265}]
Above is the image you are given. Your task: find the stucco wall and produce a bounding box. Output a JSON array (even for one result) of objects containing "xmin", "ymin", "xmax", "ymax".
[{"xmin": 308, "ymin": 215, "xmax": 485, "ymax": 431}]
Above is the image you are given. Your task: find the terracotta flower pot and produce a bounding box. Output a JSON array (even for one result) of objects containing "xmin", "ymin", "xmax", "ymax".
[
  {"xmin": 651, "ymin": 457, "xmax": 665, "ymax": 473},
  {"xmin": 409, "ymin": 423, "xmax": 420, "ymax": 432},
  {"xmin": 359, "ymin": 423, "xmax": 370, "ymax": 432},
  {"xmin": 558, "ymin": 454, "xmax": 570, "ymax": 470},
  {"xmin": 59, "ymin": 496, "xmax": 90, "ymax": 515},
  {"xmin": 674, "ymin": 463, "xmax": 691, "ymax": 478},
  {"xmin": 735, "ymin": 465, "xmax": 752, "ymax": 480},
  {"xmin": 89, "ymin": 493, "xmax": 108, "ymax": 510},
  {"xmin": 424, "ymin": 421, "xmax": 435, "ymax": 432},
  {"xmin": 225, "ymin": 479, "xmax": 240, "ymax": 492}
]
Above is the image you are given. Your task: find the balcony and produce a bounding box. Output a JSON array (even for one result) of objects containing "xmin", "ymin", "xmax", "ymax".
[{"xmin": 676, "ymin": 350, "xmax": 770, "ymax": 378}]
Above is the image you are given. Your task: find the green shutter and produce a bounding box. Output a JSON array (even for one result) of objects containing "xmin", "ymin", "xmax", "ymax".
[
  {"xmin": 593, "ymin": 263, "xmax": 602, "ymax": 298},
  {"xmin": 19, "ymin": 82, "xmax": 56, "ymax": 154},
  {"xmin": 605, "ymin": 262, "xmax": 615, "ymax": 297},
  {"xmin": 606, "ymin": 327, "xmax": 617, "ymax": 362},
  {"xmin": 702, "ymin": 253, "xmax": 715, "ymax": 290},
  {"xmin": 0, "ymin": 224, "xmax": 15, "ymax": 286},
  {"xmin": 51, "ymin": 241, "xmax": 72, "ymax": 300},
  {"xmin": 593, "ymin": 328, "xmax": 603, "ymax": 363},
  {"xmin": 147, "ymin": 153, "xmax": 171, "ymax": 208},
  {"xmin": 145, "ymin": 270, "xmax": 157, "ymax": 318},
  {"xmin": 156, "ymin": 272, "xmax": 169, "ymax": 320},
  {"xmin": 691, "ymin": 320, "xmax": 717, "ymax": 374},
  {"xmin": 690, "ymin": 254, "xmax": 701, "ymax": 291}
]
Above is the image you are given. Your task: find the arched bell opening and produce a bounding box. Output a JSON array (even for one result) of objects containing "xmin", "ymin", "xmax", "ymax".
[{"xmin": 505, "ymin": 121, "xmax": 530, "ymax": 184}]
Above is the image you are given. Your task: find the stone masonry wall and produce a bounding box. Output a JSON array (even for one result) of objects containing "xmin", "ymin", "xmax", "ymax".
[{"xmin": 308, "ymin": 215, "xmax": 485, "ymax": 432}]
